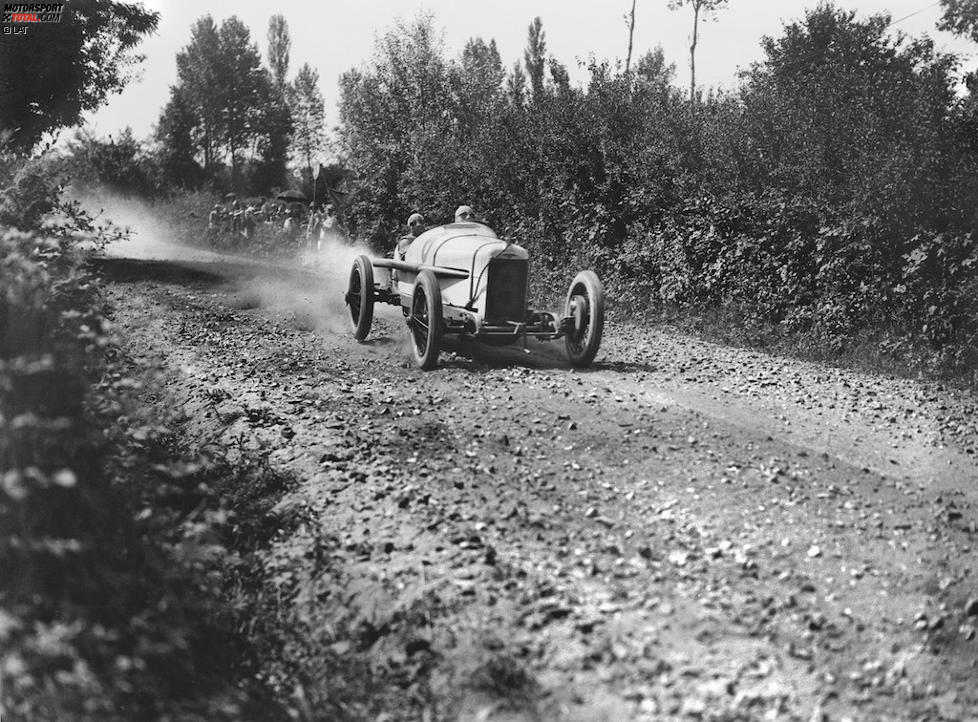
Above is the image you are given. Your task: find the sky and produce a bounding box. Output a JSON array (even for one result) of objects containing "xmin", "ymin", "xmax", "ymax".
[{"xmin": 82, "ymin": 0, "xmax": 977, "ymax": 143}]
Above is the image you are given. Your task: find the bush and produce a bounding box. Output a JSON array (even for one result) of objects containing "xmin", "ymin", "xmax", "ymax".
[{"xmin": 0, "ymin": 154, "xmax": 262, "ymax": 719}]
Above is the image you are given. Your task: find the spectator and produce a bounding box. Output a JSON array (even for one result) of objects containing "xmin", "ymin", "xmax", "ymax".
[
  {"xmin": 306, "ymin": 208, "xmax": 321, "ymax": 253},
  {"xmin": 230, "ymin": 199, "xmax": 242, "ymax": 233},
  {"xmin": 207, "ymin": 204, "xmax": 223, "ymax": 249},
  {"xmin": 317, "ymin": 204, "xmax": 341, "ymax": 253},
  {"xmin": 241, "ymin": 205, "xmax": 256, "ymax": 240},
  {"xmin": 208, "ymin": 204, "xmax": 222, "ymax": 230}
]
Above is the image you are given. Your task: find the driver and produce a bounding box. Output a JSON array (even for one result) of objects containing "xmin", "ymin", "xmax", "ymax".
[{"xmin": 454, "ymin": 205, "xmax": 476, "ymax": 223}]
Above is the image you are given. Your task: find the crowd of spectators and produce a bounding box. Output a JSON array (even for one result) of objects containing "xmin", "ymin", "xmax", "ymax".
[{"xmin": 206, "ymin": 194, "xmax": 345, "ymax": 254}]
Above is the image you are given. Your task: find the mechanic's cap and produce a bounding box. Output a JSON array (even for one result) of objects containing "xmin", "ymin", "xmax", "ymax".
[
  {"xmin": 454, "ymin": 205, "xmax": 475, "ymax": 222},
  {"xmin": 408, "ymin": 213, "xmax": 425, "ymax": 227}
]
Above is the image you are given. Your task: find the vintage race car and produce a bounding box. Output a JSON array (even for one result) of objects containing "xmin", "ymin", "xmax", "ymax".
[{"xmin": 344, "ymin": 221, "xmax": 605, "ymax": 370}]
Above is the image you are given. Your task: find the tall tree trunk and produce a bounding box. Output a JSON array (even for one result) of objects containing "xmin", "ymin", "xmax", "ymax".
[
  {"xmin": 690, "ymin": 1, "xmax": 700, "ymax": 107},
  {"xmin": 625, "ymin": 0, "xmax": 637, "ymax": 74}
]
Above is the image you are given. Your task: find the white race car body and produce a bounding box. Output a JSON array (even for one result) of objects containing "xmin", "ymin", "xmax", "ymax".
[
  {"xmin": 393, "ymin": 223, "xmax": 529, "ymax": 336},
  {"xmin": 345, "ymin": 221, "xmax": 604, "ymax": 370}
]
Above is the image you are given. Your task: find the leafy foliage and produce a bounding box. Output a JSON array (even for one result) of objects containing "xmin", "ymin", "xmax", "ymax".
[
  {"xmin": 290, "ymin": 63, "xmax": 327, "ymax": 174},
  {"xmin": 266, "ymin": 14, "xmax": 291, "ymax": 91},
  {"xmin": 333, "ymin": 9, "xmax": 978, "ymax": 380},
  {"xmin": 65, "ymin": 129, "xmax": 159, "ymax": 197},
  {"xmin": 163, "ymin": 15, "xmax": 287, "ymax": 192},
  {"xmin": 174, "ymin": 15, "xmax": 225, "ymax": 174},
  {"xmin": 0, "ymin": 155, "xmax": 280, "ymax": 719},
  {"xmin": 938, "ymin": 0, "xmax": 978, "ymax": 42},
  {"xmin": 155, "ymin": 85, "xmax": 206, "ymax": 190},
  {"xmin": 0, "ymin": 0, "xmax": 159, "ymax": 150},
  {"xmin": 217, "ymin": 17, "xmax": 274, "ymax": 188},
  {"xmin": 154, "ymin": 13, "xmax": 330, "ymax": 195}
]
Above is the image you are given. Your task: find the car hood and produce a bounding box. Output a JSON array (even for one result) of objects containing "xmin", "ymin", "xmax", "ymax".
[{"xmin": 406, "ymin": 223, "xmax": 528, "ymax": 273}]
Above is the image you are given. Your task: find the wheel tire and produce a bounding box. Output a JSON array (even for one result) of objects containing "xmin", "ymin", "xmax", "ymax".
[
  {"xmin": 410, "ymin": 270, "xmax": 443, "ymax": 370},
  {"xmin": 564, "ymin": 270, "xmax": 605, "ymax": 368},
  {"xmin": 348, "ymin": 255, "xmax": 374, "ymax": 340}
]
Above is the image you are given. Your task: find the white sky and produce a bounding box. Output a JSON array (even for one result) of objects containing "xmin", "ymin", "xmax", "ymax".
[{"xmin": 81, "ymin": 0, "xmax": 977, "ymax": 141}]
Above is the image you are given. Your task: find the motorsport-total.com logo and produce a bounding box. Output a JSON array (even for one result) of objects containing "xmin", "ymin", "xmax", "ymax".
[{"xmin": 3, "ymin": 2, "xmax": 65, "ymax": 33}]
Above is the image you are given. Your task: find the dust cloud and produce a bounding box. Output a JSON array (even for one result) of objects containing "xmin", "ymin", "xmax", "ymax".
[
  {"xmin": 73, "ymin": 190, "xmax": 401, "ymax": 337},
  {"xmin": 74, "ymin": 190, "xmax": 223, "ymax": 263}
]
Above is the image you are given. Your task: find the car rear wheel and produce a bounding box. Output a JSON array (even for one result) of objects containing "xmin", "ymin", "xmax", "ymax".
[
  {"xmin": 564, "ymin": 271, "xmax": 604, "ymax": 367},
  {"xmin": 348, "ymin": 255, "xmax": 374, "ymax": 340},
  {"xmin": 410, "ymin": 270, "xmax": 443, "ymax": 370}
]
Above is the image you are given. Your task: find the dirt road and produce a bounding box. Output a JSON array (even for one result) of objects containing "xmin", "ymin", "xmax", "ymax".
[{"xmin": 94, "ymin": 236, "xmax": 978, "ymax": 721}]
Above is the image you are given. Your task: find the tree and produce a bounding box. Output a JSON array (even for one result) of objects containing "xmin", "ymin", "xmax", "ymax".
[
  {"xmin": 450, "ymin": 37, "xmax": 508, "ymax": 203},
  {"xmin": 938, "ymin": 0, "xmax": 978, "ymax": 42},
  {"xmin": 67, "ymin": 127, "xmax": 156, "ymax": 196},
  {"xmin": 461, "ymin": 38, "xmax": 505, "ymax": 93},
  {"xmin": 252, "ymin": 94, "xmax": 292, "ymax": 191},
  {"xmin": 257, "ymin": 15, "xmax": 293, "ymax": 191},
  {"xmin": 338, "ymin": 15, "xmax": 456, "ymax": 241},
  {"xmin": 524, "ymin": 17, "xmax": 548, "ymax": 102},
  {"xmin": 457, "ymin": 38, "xmax": 505, "ymax": 123},
  {"xmin": 154, "ymin": 84, "xmax": 204, "ymax": 188},
  {"xmin": 267, "ymin": 14, "xmax": 291, "ymax": 91},
  {"xmin": 635, "ymin": 46, "xmax": 676, "ymax": 93},
  {"xmin": 215, "ymin": 17, "xmax": 270, "ymax": 189},
  {"xmin": 507, "ymin": 62, "xmax": 528, "ymax": 107},
  {"xmin": 739, "ymin": 5, "xmax": 959, "ymax": 226},
  {"xmin": 175, "ymin": 16, "xmax": 223, "ymax": 172},
  {"xmin": 549, "ymin": 58, "xmax": 571, "ymax": 91},
  {"xmin": 667, "ymin": 0, "xmax": 729, "ymax": 105},
  {"xmin": 0, "ymin": 0, "xmax": 159, "ymax": 150},
  {"xmin": 290, "ymin": 63, "xmax": 326, "ymax": 176},
  {"xmin": 170, "ymin": 15, "xmax": 282, "ymax": 191}
]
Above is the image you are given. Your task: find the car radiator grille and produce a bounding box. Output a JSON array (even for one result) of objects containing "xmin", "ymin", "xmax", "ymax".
[{"xmin": 485, "ymin": 258, "xmax": 528, "ymax": 323}]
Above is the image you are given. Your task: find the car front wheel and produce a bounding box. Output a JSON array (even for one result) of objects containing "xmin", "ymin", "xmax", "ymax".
[
  {"xmin": 409, "ymin": 270, "xmax": 443, "ymax": 370},
  {"xmin": 564, "ymin": 270, "xmax": 604, "ymax": 367}
]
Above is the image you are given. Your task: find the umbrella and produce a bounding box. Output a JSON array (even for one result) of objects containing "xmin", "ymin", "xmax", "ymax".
[{"xmin": 276, "ymin": 189, "xmax": 309, "ymax": 202}]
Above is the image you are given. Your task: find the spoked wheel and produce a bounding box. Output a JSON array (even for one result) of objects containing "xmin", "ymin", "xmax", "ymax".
[
  {"xmin": 347, "ymin": 255, "xmax": 374, "ymax": 340},
  {"xmin": 409, "ymin": 270, "xmax": 443, "ymax": 370},
  {"xmin": 564, "ymin": 270, "xmax": 605, "ymax": 367}
]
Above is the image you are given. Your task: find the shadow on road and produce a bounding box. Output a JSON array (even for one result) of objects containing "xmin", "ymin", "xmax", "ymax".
[
  {"xmin": 90, "ymin": 256, "xmax": 230, "ymax": 286},
  {"xmin": 90, "ymin": 255, "xmax": 326, "ymax": 287}
]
